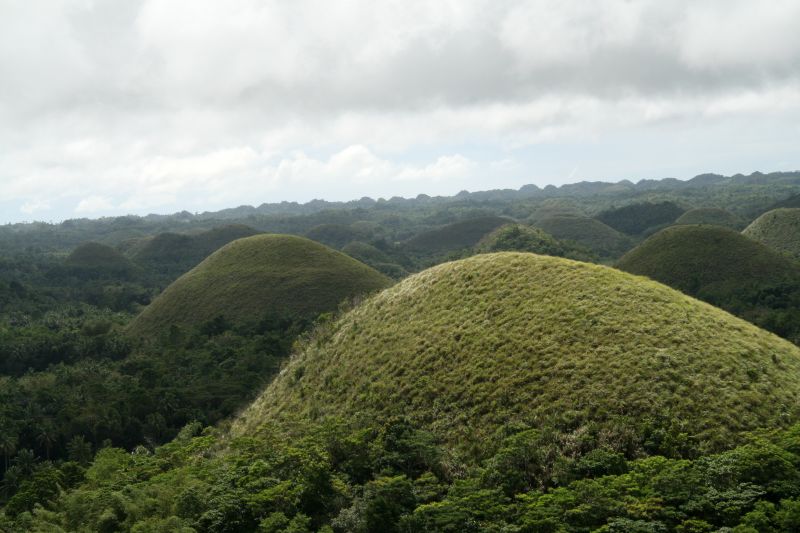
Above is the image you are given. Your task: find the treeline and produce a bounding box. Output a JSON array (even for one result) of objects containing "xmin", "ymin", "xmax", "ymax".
[{"xmin": 4, "ymin": 418, "xmax": 800, "ymax": 532}]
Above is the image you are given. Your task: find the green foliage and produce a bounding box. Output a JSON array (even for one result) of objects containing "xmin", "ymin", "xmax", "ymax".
[
  {"xmin": 617, "ymin": 225, "xmax": 800, "ymax": 343},
  {"xmin": 238, "ymin": 253, "xmax": 800, "ymax": 461},
  {"xmin": 127, "ymin": 234, "xmax": 391, "ymax": 337},
  {"xmin": 403, "ymin": 216, "xmax": 512, "ymax": 257},
  {"xmin": 743, "ymin": 208, "xmax": 800, "ymax": 259},
  {"xmin": 63, "ymin": 242, "xmax": 139, "ymax": 280}
]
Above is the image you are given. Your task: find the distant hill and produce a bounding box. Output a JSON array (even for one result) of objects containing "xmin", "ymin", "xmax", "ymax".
[
  {"xmin": 533, "ymin": 215, "xmax": 633, "ymax": 259},
  {"xmin": 617, "ymin": 225, "xmax": 800, "ymax": 342},
  {"xmin": 127, "ymin": 234, "xmax": 392, "ymax": 337},
  {"xmin": 124, "ymin": 224, "xmax": 260, "ymax": 282},
  {"xmin": 341, "ymin": 241, "xmax": 408, "ymax": 278},
  {"xmin": 674, "ymin": 207, "xmax": 744, "ymax": 230},
  {"xmin": 743, "ymin": 208, "xmax": 800, "ymax": 259},
  {"xmin": 596, "ymin": 201, "xmax": 685, "ymax": 236},
  {"xmin": 305, "ymin": 223, "xmax": 372, "ymax": 249},
  {"xmin": 63, "ymin": 242, "xmax": 137, "ymax": 279},
  {"xmin": 403, "ymin": 216, "xmax": 512, "ymax": 255},
  {"xmin": 237, "ymin": 252, "xmax": 800, "ymax": 460},
  {"xmin": 767, "ymin": 193, "xmax": 800, "ymax": 210},
  {"xmin": 475, "ymin": 223, "xmax": 597, "ymax": 262}
]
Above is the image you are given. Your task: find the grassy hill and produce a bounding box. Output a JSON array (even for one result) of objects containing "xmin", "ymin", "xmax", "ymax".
[
  {"xmin": 127, "ymin": 234, "xmax": 392, "ymax": 338},
  {"xmin": 596, "ymin": 201, "xmax": 685, "ymax": 236},
  {"xmin": 63, "ymin": 242, "xmax": 137, "ymax": 278},
  {"xmin": 743, "ymin": 208, "xmax": 800, "ymax": 259},
  {"xmin": 674, "ymin": 207, "xmax": 744, "ymax": 229},
  {"xmin": 403, "ymin": 216, "xmax": 512, "ymax": 256},
  {"xmin": 617, "ymin": 225, "xmax": 800, "ymax": 341},
  {"xmin": 475, "ymin": 223, "xmax": 597, "ymax": 262},
  {"xmin": 237, "ymin": 252, "xmax": 800, "ymax": 460},
  {"xmin": 533, "ymin": 215, "xmax": 633, "ymax": 259}
]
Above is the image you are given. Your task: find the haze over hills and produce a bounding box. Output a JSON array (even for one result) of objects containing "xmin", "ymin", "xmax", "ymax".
[
  {"xmin": 237, "ymin": 252, "xmax": 800, "ymax": 459},
  {"xmin": 127, "ymin": 234, "xmax": 392, "ymax": 338}
]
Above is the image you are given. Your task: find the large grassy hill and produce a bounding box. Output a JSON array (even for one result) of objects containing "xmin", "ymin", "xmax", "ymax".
[
  {"xmin": 617, "ymin": 225, "xmax": 800, "ymax": 342},
  {"xmin": 403, "ymin": 216, "xmax": 512, "ymax": 256},
  {"xmin": 743, "ymin": 208, "xmax": 800, "ymax": 259},
  {"xmin": 236, "ymin": 252, "xmax": 800, "ymax": 460},
  {"xmin": 533, "ymin": 215, "xmax": 632, "ymax": 259},
  {"xmin": 674, "ymin": 207, "xmax": 744, "ymax": 230},
  {"xmin": 127, "ymin": 234, "xmax": 392, "ymax": 338}
]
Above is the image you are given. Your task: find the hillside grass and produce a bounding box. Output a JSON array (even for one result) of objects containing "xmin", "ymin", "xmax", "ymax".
[
  {"xmin": 533, "ymin": 215, "xmax": 633, "ymax": 259},
  {"xmin": 63, "ymin": 242, "xmax": 137, "ymax": 278},
  {"xmin": 127, "ymin": 234, "xmax": 392, "ymax": 338},
  {"xmin": 674, "ymin": 207, "xmax": 745, "ymax": 230},
  {"xmin": 743, "ymin": 208, "xmax": 800, "ymax": 259},
  {"xmin": 596, "ymin": 201, "xmax": 685, "ymax": 236},
  {"xmin": 237, "ymin": 252, "xmax": 800, "ymax": 460},
  {"xmin": 127, "ymin": 224, "xmax": 260, "ymax": 265}
]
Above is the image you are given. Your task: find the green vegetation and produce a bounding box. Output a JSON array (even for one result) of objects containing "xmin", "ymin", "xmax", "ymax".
[
  {"xmin": 596, "ymin": 201, "xmax": 685, "ymax": 236},
  {"xmin": 475, "ymin": 223, "xmax": 597, "ymax": 262},
  {"xmin": 617, "ymin": 225, "xmax": 800, "ymax": 343},
  {"xmin": 674, "ymin": 207, "xmax": 745, "ymax": 230},
  {"xmin": 402, "ymin": 216, "xmax": 511, "ymax": 257},
  {"xmin": 239, "ymin": 252, "xmax": 800, "ymax": 460},
  {"xmin": 743, "ymin": 208, "xmax": 800, "ymax": 259},
  {"xmin": 533, "ymin": 215, "xmax": 633, "ymax": 259},
  {"xmin": 305, "ymin": 223, "xmax": 371, "ymax": 249},
  {"xmin": 128, "ymin": 234, "xmax": 391, "ymax": 338},
  {"xmin": 10, "ymin": 418, "xmax": 800, "ymax": 532}
]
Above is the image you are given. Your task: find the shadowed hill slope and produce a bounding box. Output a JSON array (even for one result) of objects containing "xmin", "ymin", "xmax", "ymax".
[
  {"xmin": 127, "ymin": 224, "xmax": 260, "ymax": 268},
  {"xmin": 596, "ymin": 201, "xmax": 685, "ymax": 236},
  {"xmin": 63, "ymin": 242, "xmax": 137, "ymax": 278},
  {"xmin": 674, "ymin": 208, "xmax": 744, "ymax": 230},
  {"xmin": 533, "ymin": 215, "xmax": 633, "ymax": 259},
  {"xmin": 127, "ymin": 234, "xmax": 392, "ymax": 337},
  {"xmin": 237, "ymin": 252, "xmax": 800, "ymax": 460},
  {"xmin": 743, "ymin": 208, "xmax": 800, "ymax": 259},
  {"xmin": 403, "ymin": 216, "xmax": 512, "ymax": 256},
  {"xmin": 617, "ymin": 225, "xmax": 800, "ymax": 342}
]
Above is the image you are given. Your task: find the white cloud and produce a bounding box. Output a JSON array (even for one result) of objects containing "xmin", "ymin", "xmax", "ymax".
[
  {"xmin": 75, "ymin": 195, "xmax": 115, "ymax": 214},
  {"xmin": 20, "ymin": 199, "xmax": 51, "ymax": 215}
]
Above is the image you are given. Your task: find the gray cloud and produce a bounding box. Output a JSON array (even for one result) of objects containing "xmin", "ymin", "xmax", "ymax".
[{"xmin": 1, "ymin": 0, "xmax": 799, "ymax": 222}]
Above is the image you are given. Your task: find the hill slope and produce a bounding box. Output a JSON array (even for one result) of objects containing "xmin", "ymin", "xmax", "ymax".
[
  {"xmin": 127, "ymin": 234, "xmax": 392, "ymax": 337},
  {"xmin": 533, "ymin": 215, "xmax": 632, "ymax": 259},
  {"xmin": 617, "ymin": 225, "xmax": 800, "ymax": 341},
  {"xmin": 127, "ymin": 224, "xmax": 260, "ymax": 267},
  {"xmin": 596, "ymin": 201, "xmax": 685, "ymax": 236},
  {"xmin": 237, "ymin": 253, "xmax": 800, "ymax": 459},
  {"xmin": 674, "ymin": 207, "xmax": 744, "ymax": 229},
  {"xmin": 743, "ymin": 208, "xmax": 800, "ymax": 259}
]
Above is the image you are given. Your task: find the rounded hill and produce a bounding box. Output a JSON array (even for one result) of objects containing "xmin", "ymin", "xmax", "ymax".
[
  {"xmin": 64, "ymin": 242, "xmax": 137, "ymax": 278},
  {"xmin": 237, "ymin": 252, "xmax": 800, "ymax": 459},
  {"xmin": 617, "ymin": 225, "xmax": 800, "ymax": 342},
  {"xmin": 533, "ymin": 215, "xmax": 632, "ymax": 259},
  {"xmin": 674, "ymin": 207, "xmax": 744, "ymax": 229},
  {"xmin": 743, "ymin": 208, "xmax": 800, "ymax": 259},
  {"xmin": 403, "ymin": 216, "xmax": 512, "ymax": 256},
  {"xmin": 127, "ymin": 234, "xmax": 392, "ymax": 337},
  {"xmin": 128, "ymin": 224, "xmax": 260, "ymax": 265},
  {"xmin": 475, "ymin": 224, "xmax": 597, "ymax": 262}
]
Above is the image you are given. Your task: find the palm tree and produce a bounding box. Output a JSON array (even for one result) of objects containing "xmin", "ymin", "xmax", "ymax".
[
  {"xmin": 36, "ymin": 423, "xmax": 57, "ymax": 461},
  {"xmin": 0, "ymin": 431, "xmax": 17, "ymax": 473}
]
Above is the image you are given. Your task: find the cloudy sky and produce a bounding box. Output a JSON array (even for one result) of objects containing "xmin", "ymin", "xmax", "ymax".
[{"xmin": 1, "ymin": 0, "xmax": 799, "ymax": 223}]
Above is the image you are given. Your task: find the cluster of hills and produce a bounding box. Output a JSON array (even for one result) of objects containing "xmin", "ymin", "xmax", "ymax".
[{"xmin": 4, "ymin": 172, "xmax": 800, "ymax": 531}]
